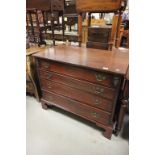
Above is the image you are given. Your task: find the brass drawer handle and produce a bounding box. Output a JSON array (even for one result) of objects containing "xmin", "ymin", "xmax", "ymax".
[
  {"xmin": 47, "ymin": 82, "xmax": 51, "ymax": 89},
  {"xmin": 48, "ymin": 85, "xmax": 51, "ymax": 89},
  {"xmin": 42, "ymin": 63, "xmax": 50, "ymax": 69},
  {"xmin": 94, "ymin": 87, "xmax": 104, "ymax": 94},
  {"xmin": 94, "ymin": 98, "xmax": 101, "ymax": 105},
  {"xmin": 46, "ymin": 73, "xmax": 53, "ymax": 79},
  {"xmin": 95, "ymin": 91, "xmax": 101, "ymax": 94},
  {"xmin": 91, "ymin": 112, "xmax": 100, "ymax": 118},
  {"xmin": 95, "ymin": 73, "xmax": 106, "ymax": 81}
]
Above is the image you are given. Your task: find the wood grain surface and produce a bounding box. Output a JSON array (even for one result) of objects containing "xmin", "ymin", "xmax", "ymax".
[{"xmin": 33, "ymin": 45, "xmax": 129, "ymax": 75}]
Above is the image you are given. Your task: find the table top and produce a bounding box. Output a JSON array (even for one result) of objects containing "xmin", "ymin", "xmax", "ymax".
[
  {"xmin": 33, "ymin": 45, "xmax": 129, "ymax": 75},
  {"xmin": 26, "ymin": 46, "xmax": 49, "ymax": 56}
]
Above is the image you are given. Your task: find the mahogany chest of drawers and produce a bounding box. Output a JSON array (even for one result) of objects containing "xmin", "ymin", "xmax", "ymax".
[{"xmin": 33, "ymin": 45, "xmax": 129, "ymax": 139}]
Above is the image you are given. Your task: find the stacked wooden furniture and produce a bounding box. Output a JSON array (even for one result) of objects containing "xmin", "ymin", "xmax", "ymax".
[
  {"xmin": 63, "ymin": 0, "xmax": 79, "ymax": 42},
  {"xmin": 26, "ymin": 9, "xmax": 47, "ymax": 46},
  {"xmin": 27, "ymin": 0, "xmax": 81, "ymax": 45},
  {"xmin": 76, "ymin": 0, "xmax": 127, "ymax": 49},
  {"xmin": 82, "ymin": 18, "xmax": 106, "ymax": 44},
  {"xmin": 33, "ymin": 45, "xmax": 129, "ymax": 139},
  {"xmin": 87, "ymin": 26, "xmax": 112, "ymax": 50},
  {"xmin": 26, "ymin": 9, "xmax": 40, "ymax": 44},
  {"xmin": 26, "ymin": 0, "xmax": 64, "ymax": 45}
]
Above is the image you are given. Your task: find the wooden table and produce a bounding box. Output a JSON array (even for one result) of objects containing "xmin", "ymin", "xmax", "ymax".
[{"xmin": 33, "ymin": 45, "xmax": 129, "ymax": 139}]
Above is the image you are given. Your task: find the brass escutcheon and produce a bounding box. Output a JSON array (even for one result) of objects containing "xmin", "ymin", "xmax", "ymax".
[
  {"xmin": 91, "ymin": 112, "xmax": 100, "ymax": 118},
  {"xmin": 94, "ymin": 86, "xmax": 104, "ymax": 94},
  {"xmin": 47, "ymin": 82, "xmax": 51, "ymax": 89},
  {"xmin": 95, "ymin": 73, "xmax": 106, "ymax": 81},
  {"xmin": 46, "ymin": 73, "xmax": 53, "ymax": 79},
  {"xmin": 43, "ymin": 62, "xmax": 50, "ymax": 69},
  {"xmin": 94, "ymin": 98, "xmax": 102, "ymax": 105}
]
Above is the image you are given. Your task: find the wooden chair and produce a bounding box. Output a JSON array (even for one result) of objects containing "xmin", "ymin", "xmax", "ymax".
[
  {"xmin": 26, "ymin": 8, "xmax": 46, "ymax": 46},
  {"xmin": 76, "ymin": 0, "xmax": 127, "ymax": 48}
]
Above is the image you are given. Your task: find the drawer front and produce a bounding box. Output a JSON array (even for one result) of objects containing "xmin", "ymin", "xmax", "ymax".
[
  {"xmin": 39, "ymin": 70, "xmax": 116, "ymax": 100},
  {"xmin": 86, "ymin": 41, "xmax": 109, "ymax": 50},
  {"xmin": 42, "ymin": 90, "xmax": 111, "ymax": 125},
  {"xmin": 88, "ymin": 27, "xmax": 111, "ymax": 43},
  {"xmin": 38, "ymin": 60, "xmax": 121, "ymax": 88},
  {"xmin": 40, "ymin": 79, "xmax": 113, "ymax": 112}
]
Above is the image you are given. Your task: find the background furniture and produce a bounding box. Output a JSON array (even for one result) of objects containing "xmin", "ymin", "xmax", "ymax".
[
  {"xmin": 33, "ymin": 45, "xmax": 129, "ymax": 139},
  {"xmin": 26, "ymin": 0, "xmax": 81, "ymax": 46},
  {"xmin": 26, "ymin": 46, "xmax": 48, "ymax": 100},
  {"xmin": 76, "ymin": 0, "xmax": 127, "ymax": 49},
  {"xmin": 86, "ymin": 25, "xmax": 112, "ymax": 50},
  {"xmin": 26, "ymin": 8, "xmax": 46, "ymax": 46},
  {"xmin": 26, "ymin": 0, "xmax": 50, "ymax": 10},
  {"xmin": 120, "ymin": 19, "xmax": 129, "ymax": 48}
]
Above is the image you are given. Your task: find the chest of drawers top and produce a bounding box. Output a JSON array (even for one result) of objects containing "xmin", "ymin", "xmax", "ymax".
[{"xmin": 33, "ymin": 45, "xmax": 129, "ymax": 75}]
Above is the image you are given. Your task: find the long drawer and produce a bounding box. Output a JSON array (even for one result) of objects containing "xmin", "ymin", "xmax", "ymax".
[
  {"xmin": 38, "ymin": 70, "xmax": 116, "ymax": 100},
  {"xmin": 38, "ymin": 60, "xmax": 121, "ymax": 88},
  {"xmin": 40, "ymin": 79, "xmax": 113, "ymax": 112},
  {"xmin": 42, "ymin": 90, "xmax": 111, "ymax": 125}
]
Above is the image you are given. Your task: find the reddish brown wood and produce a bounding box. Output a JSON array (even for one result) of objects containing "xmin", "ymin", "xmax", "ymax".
[
  {"xmin": 88, "ymin": 26, "xmax": 111, "ymax": 43},
  {"xmin": 96, "ymin": 122, "xmax": 113, "ymax": 139},
  {"xmin": 33, "ymin": 45, "xmax": 129, "ymax": 75},
  {"xmin": 103, "ymin": 126, "xmax": 113, "ymax": 139},
  {"xmin": 40, "ymin": 78, "xmax": 114, "ymax": 112},
  {"xmin": 51, "ymin": 0, "xmax": 64, "ymax": 11},
  {"xmin": 42, "ymin": 90, "xmax": 111, "ymax": 125},
  {"xmin": 87, "ymin": 26, "xmax": 112, "ymax": 50},
  {"xmin": 38, "ymin": 60, "xmax": 122, "ymax": 88},
  {"xmin": 38, "ymin": 70, "xmax": 116, "ymax": 100},
  {"xmin": 26, "ymin": 0, "xmax": 50, "ymax": 10},
  {"xmin": 76, "ymin": 0, "xmax": 123, "ymax": 13},
  {"xmin": 86, "ymin": 41, "xmax": 109, "ymax": 50},
  {"xmin": 33, "ymin": 45, "xmax": 129, "ymax": 139}
]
